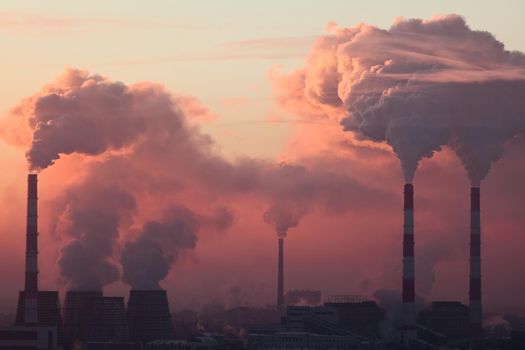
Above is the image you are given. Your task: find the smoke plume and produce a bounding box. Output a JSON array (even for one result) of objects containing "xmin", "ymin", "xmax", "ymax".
[
  {"xmin": 57, "ymin": 181, "xmax": 136, "ymax": 290},
  {"xmin": 121, "ymin": 206, "xmax": 232, "ymax": 290},
  {"xmin": 7, "ymin": 68, "xmax": 391, "ymax": 290},
  {"xmin": 273, "ymin": 15, "xmax": 525, "ymax": 183},
  {"xmin": 263, "ymin": 203, "xmax": 305, "ymax": 238}
]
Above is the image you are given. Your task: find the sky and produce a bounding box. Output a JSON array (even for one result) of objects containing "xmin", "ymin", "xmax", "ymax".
[{"xmin": 1, "ymin": 0, "xmax": 525, "ymax": 317}]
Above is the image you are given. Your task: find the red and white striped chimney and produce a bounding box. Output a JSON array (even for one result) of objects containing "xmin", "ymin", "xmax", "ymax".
[
  {"xmin": 277, "ymin": 238, "xmax": 284, "ymax": 313},
  {"xmin": 469, "ymin": 187, "xmax": 482, "ymax": 339},
  {"xmin": 25, "ymin": 174, "xmax": 39, "ymax": 324},
  {"xmin": 402, "ymin": 183, "xmax": 416, "ymax": 341}
]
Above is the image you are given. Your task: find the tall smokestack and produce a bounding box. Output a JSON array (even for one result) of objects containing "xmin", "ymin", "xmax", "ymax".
[
  {"xmin": 23, "ymin": 174, "xmax": 39, "ymax": 324},
  {"xmin": 469, "ymin": 187, "xmax": 482, "ymax": 339},
  {"xmin": 402, "ymin": 183, "xmax": 416, "ymax": 343},
  {"xmin": 277, "ymin": 238, "xmax": 284, "ymax": 313}
]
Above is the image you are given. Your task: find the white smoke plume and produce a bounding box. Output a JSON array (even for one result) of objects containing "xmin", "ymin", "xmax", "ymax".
[
  {"xmin": 121, "ymin": 206, "xmax": 233, "ymax": 290},
  {"xmin": 273, "ymin": 15, "xmax": 525, "ymax": 183},
  {"xmin": 4, "ymin": 68, "xmax": 391, "ymax": 290},
  {"xmin": 263, "ymin": 203, "xmax": 305, "ymax": 238}
]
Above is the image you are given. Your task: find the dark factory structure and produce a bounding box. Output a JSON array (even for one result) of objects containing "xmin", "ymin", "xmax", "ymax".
[
  {"xmin": 126, "ymin": 289, "xmax": 174, "ymax": 344},
  {"xmin": 63, "ymin": 290, "xmax": 103, "ymax": 345},
  {"xmin": 15, "ymin": 290, "xmax": 64, "ymax": 345},
  {"xmin": 84, "ymin": 297, "xmax": 131, "ymax": 345},
  {"xmin": 0, "ymin": 167, "xmax": 511, "ymax": 350},
  {"xmin": 0, "ymin": 174, "xmax": 63, "ymax": 349}
]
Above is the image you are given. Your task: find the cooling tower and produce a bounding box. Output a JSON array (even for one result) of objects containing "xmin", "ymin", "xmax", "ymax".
[
  {"xmin": 402, "ymin": 183, "xmax": 416, "ymax": 342},
  {"xmin": 277, "ymin": 238, "xmax": 284, "ymax": 313},
  {"xmin": 126, "ymin": 290, "xmax": 174, "ymax": 343},
  {"xmin": 85, "ymin": 297, "xmax": 130, "ymax": 343},
  {"xmin": 63, "ymin": 290, "xmax": 103, "ymax": 344},
  {"xmin": 469, "ymin": 187, "xmax": 482, "ymax": 339}
]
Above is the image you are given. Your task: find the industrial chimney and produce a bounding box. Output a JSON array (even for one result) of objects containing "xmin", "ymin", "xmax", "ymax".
[
  {"xmin": 469, "ymin": 187, "xmax": 482, "ymax": 339},
  {"xmin": 24, "ymin": 174, "xmax": 39, "ymax": 325},
  {"xmin": 277, "ymin": 238, "xmax": 284, "ymax": 313},
  {"xmin": 402, "ymin": 183, "xmax": 416, "ymax": 343}
]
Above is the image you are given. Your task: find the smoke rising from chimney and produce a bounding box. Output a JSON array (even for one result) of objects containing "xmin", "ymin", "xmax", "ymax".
[
  {"xmin": 6, "ymin": 68, "xmax": 392, "ymax": 290},
  {"xmin": 263, "ymin": 203, "xmax": 304, "ymax": 238},
  {"xmin": 121, "ymin": 206, "xmax": 232, "ymax": 290},
  {"xmin": 58, "ymin": 183, "xmax": 136, "ymax": 290},
  {"xmin": 272, "ymin": 14, "xmax": 525, "ymax": 183}
]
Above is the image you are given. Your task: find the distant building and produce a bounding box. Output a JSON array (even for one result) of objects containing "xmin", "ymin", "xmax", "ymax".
[
  {"xmin": 225, "ymin": 306, "xmax": 280, "ymax": 330},
  {"xmin": 247, "ymin": 331, "xmax": 362, "ymax": 350},
  {"xmin": 286, "ymin": 306, "xmax": 339, "ymax": 333},
  {"xmin": 418, "ymin": 301, "xmax": 470, "ymax": 340},
  {"xmin": 246, "ymin": 305, "xmax": 368, "ymax": 350},
  {"xmin": 0, "ymin": 325, "xmax": 59, "ymax": 349},
  {"xmin": 324, "ymin": 297, "xmax": 385, "ymax": 338},
  {"xmin": 127, "ymin": 290, "xmax": 174, "ymax": 343},
  {"xmin": 15, "ymin": 290, "xmax": 64, "ymax": 346},
  {"xmin": 145, "ymin": 333, "xmax": 242, "ymax": 350}
]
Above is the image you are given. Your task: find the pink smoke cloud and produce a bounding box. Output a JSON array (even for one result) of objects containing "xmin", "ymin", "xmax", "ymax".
[{"xmin": 272, "ymin": 14, "xmax": 525, "ymax": 184}]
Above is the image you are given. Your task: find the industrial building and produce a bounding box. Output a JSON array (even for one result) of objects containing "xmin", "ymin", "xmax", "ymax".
[
  {"xmin": 247, "ymin": 331, "xmax": 363, "ymax": 350},
  {"xmin": 15, "ymin": 291, "xmax": 64, "ymax": 346},
  {"xmin": 0, "ymin": 162, "xmax": 504, "ymax": 349},
  {"xmin": 84, "ymin": 297, "xmax": 131, "ymax": 343},
  {"xmin": 418, "ymin": 301, "xmax": 470, "ymax": 341},
  {"xmin": 246, "ymin": 301, "xmax": 381, "ymax": 349},
  {"xmin": 0, "ymin": 325, "xmax": 60, "ymax": 350},
  {"xmin": 63, "ymin": 290, "xmax": 104, "ymax": 345},
  {"xmin": 0, "ymin": 174, "xmax": 62, "ymax": 349},
  {"xmin": 127, "ymin": 289, "xmax": 174, "ymax": 344},
  {"xmin": 325, "ymin": 296, "xmax": 385, "ymax": 338}
]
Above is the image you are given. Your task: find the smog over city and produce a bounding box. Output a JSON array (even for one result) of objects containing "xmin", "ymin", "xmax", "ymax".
[{"xmin": 0, "ymin": 1, "xmax": 524, "ymax": 349}]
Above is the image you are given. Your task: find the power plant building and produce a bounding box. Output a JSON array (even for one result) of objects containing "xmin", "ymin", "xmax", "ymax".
[
  {"xmin": 127, "ymin": 290, "xmax": 174, "ymax": 343},
  {"xmin": 418, "ymin": 301, "xmax": 470, "ymax": 340},
  {"xmin": 63, "ymin": 290, "xmax": 103, "ymax": 345},
  {"xmin": 84, "ymin": 297, "xmax": 131, "ymax": 343}
]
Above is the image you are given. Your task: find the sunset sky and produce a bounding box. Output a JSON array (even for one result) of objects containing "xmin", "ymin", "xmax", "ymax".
[{"xmin": 1, "ymin": 0, "xmax": 525, "ymax": 318}]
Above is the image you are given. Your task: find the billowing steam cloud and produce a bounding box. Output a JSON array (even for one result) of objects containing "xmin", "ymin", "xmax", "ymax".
[
  {"xmin": 263, "ymin": 203, "xmax": 304, "ymax": 238},
  {"xmin": 121, "ymin": 206, "xmax": 233, "ymax": 290},
  {"xmin": 58, "ymin": 182, "xmax": 136, "ymax": 290},
  {"xmin": 121, "ymin": 207, "xmax": 198, "ymax": 290},
  {"xmin": 9, "ymin": 68, "xmax": 391, "ymax": 290},
  {"xmin": 273, "ymin": 15, "xmax": 525, "ymax": 184}
]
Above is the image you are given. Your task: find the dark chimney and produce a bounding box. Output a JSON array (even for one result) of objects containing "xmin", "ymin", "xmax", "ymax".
[
  {"xmin": 469, "ymin": 187, "xmax": 482, "ymax": 339},
  {"xmin": 402, "ymin": 183, "xmax": 416, "ymax": 343},
  {"xmin": 24, "ymin": 174, "xmax": 39, "ymax": 324},
  {"xmin": 277, "ymin": 238, "xmax": 284, "ymax": 312}
]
